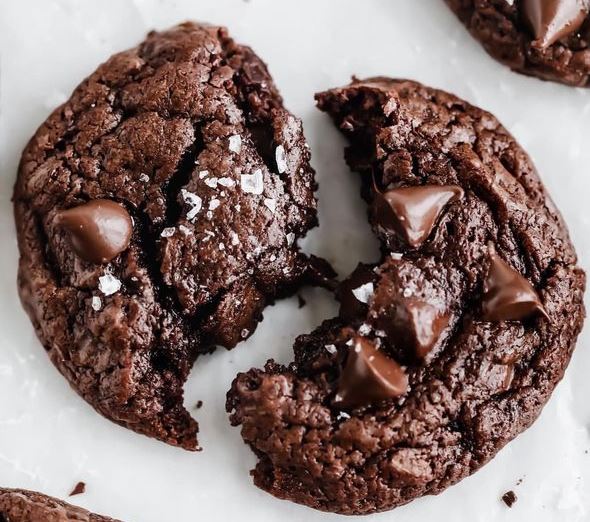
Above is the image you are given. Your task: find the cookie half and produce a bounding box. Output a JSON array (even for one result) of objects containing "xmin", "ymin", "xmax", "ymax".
[
  {"xmin": 226, "ymin": 78, "xmax": 586, "ymax": 514},
  {"xmin": 14, "ymin": 22, "xmax": 332, "ymax": 450},
  {"xmin": 0, "ymin": 488, "xmax": 119, "ymax": 522},
  {"xmin": 445, "ymin": 0, "xmax": 590, "ymax": 86}
]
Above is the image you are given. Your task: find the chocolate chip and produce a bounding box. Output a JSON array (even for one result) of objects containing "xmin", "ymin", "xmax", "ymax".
[
  {"xmin": 371, "ymin": 185, "xmax": 463, "ymax": 248},
  {"xmin": 482, "ymin": 254, "xmax": 548, "ymax": 322},
  {"xmin": 54, "ymin": 200, "xmax": 133, "ymax": 264},
  {"xmin": 522, "ymin": 0, "xmax": 589, "ymax": 48},
  {"xmin": 373, "ymin": 298, "xmax": 449, "ymax": 360},
  {"xmin": 333, "ymin": 337, "xmax": 408, "ymax": 409}
]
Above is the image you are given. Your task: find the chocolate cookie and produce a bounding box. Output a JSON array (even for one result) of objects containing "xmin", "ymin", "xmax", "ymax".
[
  {"xmin": 445, "ymin": 0, "xmax": 590, "ymax": 86},
  {"xmin": 0, "ymin": 488, "xmax": 119, "ymax": 522},
  {"xmin": 226, "ymin": 78, "xmax": 586, "ymax": 514},
  {"xmin": 14, "ymin": 22, "xmax": 332, "ymax": 450}
]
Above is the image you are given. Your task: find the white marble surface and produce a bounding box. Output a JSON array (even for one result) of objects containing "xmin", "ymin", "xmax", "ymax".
[{"xmin": 0, "ymin": 1, "xmax": 589, "ymax": 520}]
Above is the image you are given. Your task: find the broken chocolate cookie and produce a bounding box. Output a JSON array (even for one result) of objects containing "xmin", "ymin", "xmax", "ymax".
[
  {"xmin": 226, "ymin": 78, "xmax": 586, "ymax": 514},
  {"xmin": 13, "ymin": 22, "xmax": 332, "ymax": 450}
]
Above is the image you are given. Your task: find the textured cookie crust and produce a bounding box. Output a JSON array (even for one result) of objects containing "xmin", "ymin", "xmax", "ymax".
[
  {"xmin": 227, "ymin": 78, "xmax": 586, "ymax": 514},
  {"xmin": 0, "ymin": 489, "xmax": 119, "ymax": 522},
  {"xmin": 446, "ymin": 0, "xmax": 590, "ymax": 86},
  {"xmin": 14, "ymin": 22, "xmax": 331, "ymax": 450}
]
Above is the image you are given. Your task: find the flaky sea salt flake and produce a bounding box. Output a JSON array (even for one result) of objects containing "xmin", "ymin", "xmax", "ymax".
[
  {"xmin": 352, "ymin": 282, "xmax": 374, "ymax": 304},
  {"xmin": 181, "ymin": 189, "xmax": 202, "ymax": 220},
  {"xmin": 241, "ymin": 169, "xmax": 264, "ymax": 195},
  {"xmin": 264, "ymin": 198, "xmax": 277, "ymax": 213},
  {"xmin": 98, "ymin": 273, "xmax": 121, "ymax": 296},
  {"xmin": 275, "ymin": 145, "xmax": 288, "ymax": 173},
  {"xmin": 91, "ymin": 296, "xmax": 102, "ymax": 311},
  {"xmin": 325, "ymin": 344, "xmax": 337, "ymax": 354},
  {"xmin": 160, "ymin": 227, "xmax": 176, "ymax": 238},
  {"xmin": 228, "ymin": 135, "xmax": 242, "ymax": 153}
]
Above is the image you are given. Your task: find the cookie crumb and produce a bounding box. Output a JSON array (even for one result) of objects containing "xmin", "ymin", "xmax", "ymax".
[
  {"xmin": 195, "ymin": 400, "xmax": 203, "ymax": 409},
  {"xmin": 502, "ymin": 490, "xmax": 517, "ymax": 508},
  {"xmin": 69, "ymin": 482, "xmax": 86, "ymax": 497}
]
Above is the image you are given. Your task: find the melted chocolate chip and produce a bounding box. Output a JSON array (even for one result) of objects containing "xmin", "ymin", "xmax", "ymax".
[
  {"xmin": 376, "ymin": 299, "xmax": 449, "ymax": 360},
  {"xmin": 523, "ymin": 0, "xmax": 589, "ymax": 48},
  {"xmin": 54, "ymin": 200, "xmax": 133, "ymax": 264},
  {"xmin": 482, "ymin": 253, "xmax": 547, "ymax": 322},
  {"xmin": 338, "ymin": 265, "xmax": 377, "ymax": 321},
  {"xmin": 372, "ymin": 185, "xmax": 464, "ymax": 248},
  {"xmin": 334, "ymin": 337, "xmax": 408, "ymax": 409}
]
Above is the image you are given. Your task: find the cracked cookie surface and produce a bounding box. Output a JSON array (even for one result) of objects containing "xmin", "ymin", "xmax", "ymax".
[
  {"xmin": 446, "ymin": 0, "xmax": 590, "ymax": 86},
  {"xmin": 14, "ymin": 22, "xmax": 331, "ymax": 450},
  {"xmin": 0, "ymin": 488, "xmax": 119, "ymax": 522},
  {"xmin": 226, "ymin": 78, "xmax": 586, "ymax": 514}
]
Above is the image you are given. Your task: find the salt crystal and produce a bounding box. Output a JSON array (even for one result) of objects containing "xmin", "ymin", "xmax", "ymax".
[
  {"xmin": 179, "ymin": 225, "xmax": 192, "ymax": 236},
  {"xmin": 204, "ymin": 177, "xmax": 218, "ymax": 189},
  {"xmin": 209, "ymin": 198, "xmax": 220, "ymax": 210},
  {"xmin": 91, "ymin": 296, "xmax": 102, "ymax": 311},
  {"xmin": 181, "ymin": 189, "xmax": 202, "ymax": 220},
  {"xmin": 286, "ymin": 232, "xmax": 295, "ymax": 246},
  {"xmin": 391, "ymin": 252, "xmax": 403, "ymax": 260},
  {"xmin": 352, "ymin": 282, "xmax": 374, "ymax": 304},
  {"xmin": 358, "ymin": 323, "xmax": 372, "ymax": 336},
  {"xmin": 275, "ymin": 146, "xmax": 287, "ymax": 174},
  {"xmin": 403, "ymin": 288, "xmax": 413, "ymax": 298},
  {"xmin": 264, "ymin": 198, "xmax": 277, "ymax": 213},
  {"xmin": 241, "ymin": 169, "xmax": 264, "ymax": 195},
  {"xmin": 98, "ymin": 273, "xmax": 121, "ymax": 296},
  {"xmin": 160, "ymin": 227, "xmax": 176, "ymax": 238},
  {"xmin": 241, "ymin": 329, "xmax": 250, "ymax": 338},
  {"xmin": 231, "ymin": 231, "xmax": 240, "ymax": 246},
  {"xmin": 325, "ymin": 344, "xmax": 337, "ymax": 354},
  {"xmin": 139, "ymin": 173, "xmax": 150, "ymax": 183},
  {"xmin": 218, "ymin": 177, "xmax": 235, "ymax": 188},
  {"xmin": 228, "ymin": 135, "xmax": 242, "ymax": 153},
  {"xmin": 199, "ymin": 170, "xmax": 209, "ymax": 179},
  {"xmin": 219, "ymin": 242, "xmax": 225, "ymax": 251},
  {"xmin": 337, "ymin": 411, "xmax": 351, "ymax": 421}
]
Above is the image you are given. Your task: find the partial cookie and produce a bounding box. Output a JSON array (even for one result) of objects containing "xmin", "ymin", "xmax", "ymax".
[
  {"xmin": 0, "ymin": 488, "xmax": 119, "ymax": 522},
  {"xmin": 14, "ymin": 22, "xmax": 332, "ymax": 450},
  {"xmin": 445, "ymin": 0, "xmax": 590, "ymax": 86},
  {"xmin": 227, "ymin": 78, "xmax": 586, "ymax": 514}
]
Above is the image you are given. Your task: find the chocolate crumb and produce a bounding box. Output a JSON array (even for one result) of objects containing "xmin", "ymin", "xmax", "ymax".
[
  {"xmin": 195, "ymin": 400, "xmax": 203, "ymax": 410},
  {"xmin": 69, "ymin": 482, "xmax": 86, "ymax": 497},
  {"xmin": 502, "ymin": 490, "xmax": 517, "ymax": 508}
]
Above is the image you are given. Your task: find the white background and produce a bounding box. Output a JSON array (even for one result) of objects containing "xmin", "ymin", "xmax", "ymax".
[{"xmin": 0, "ymin": 1, "xmax": 589, "ymax": 521}]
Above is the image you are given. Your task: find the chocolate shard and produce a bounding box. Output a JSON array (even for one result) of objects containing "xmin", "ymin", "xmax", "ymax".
[
  {"xmin": 523, "ymin": 0, "xmax": 589, "ymax": 48},
  {"xmin": 482, "ymin": 254, "xmax": 548, "ymax": 322},
  {"xmin": 372, "ymin": 185, "xmax": 464, "ymax": 248},
  {"xmin": 54, "ymin": 199, "xmax": 133, "ymax": 264},
  {"xmin": 334, "ymin": 337, "xmax": 408, "ymax": 409}
]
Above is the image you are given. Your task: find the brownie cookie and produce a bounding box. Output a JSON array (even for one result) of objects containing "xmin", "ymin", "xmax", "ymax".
[
  {"xmin": 0, "ymin": 488, "xmax": 119, "ymax": 522},
  {"xmin": 14, "ymin": 22, "xmax": 332, "ymax": 450},
  {"xmin": 445, "ymin": 0, "xmax": 590, "ymax": 86},
  {"xmin": 227, "ymin": 78, "xmax": 586, "ymax": 514}
]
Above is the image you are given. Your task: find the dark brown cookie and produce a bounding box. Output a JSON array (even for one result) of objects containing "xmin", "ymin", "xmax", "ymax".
[
  {"xmin": 0, "ymin": 488, "xmax": 119, "ymax": 522},
  {"xmin": 13, "ymin": 22, "xmax": 333, "ymax": 450},
  {"xmin": 445, "ymin": 0, "xmax": 590, "ymax": 86},
  {"xmin": 226, "ymin": 78, "xmax": 586, "ymax": 515}
]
